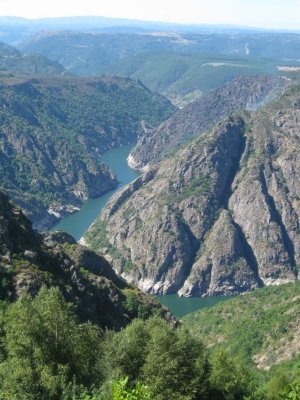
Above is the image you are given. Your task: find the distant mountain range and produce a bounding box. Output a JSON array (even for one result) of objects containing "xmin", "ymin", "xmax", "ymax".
[
  {"xmin": 16, "ymin": 30, "xmax": 300, "ymax": 102},
  {"xmin": 0, "ymin": 15, "xmax": 299, "ymax": 45},
  {"xmin": 1, "ymin": 15, "xmax": 299, "ymax": 33},
  {"xmin": 0, "ymin": 17, "xmax": 298, "ymax": 103}
]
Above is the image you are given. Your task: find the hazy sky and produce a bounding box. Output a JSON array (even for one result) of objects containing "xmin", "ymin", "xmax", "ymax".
[{"xmin": 0, "ymin": 0, "xmax": 299, "ymax": 29}]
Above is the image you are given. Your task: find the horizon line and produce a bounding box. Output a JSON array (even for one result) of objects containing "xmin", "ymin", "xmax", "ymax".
[{"xmin": 0, "ymin": 15, "xmax": 299, "ymax": 33}]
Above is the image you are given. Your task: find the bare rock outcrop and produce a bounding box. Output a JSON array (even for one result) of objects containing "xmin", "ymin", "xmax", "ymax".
[{"xmin": 83, "ymin": 81, "xmax": 300, "ymax": 296}]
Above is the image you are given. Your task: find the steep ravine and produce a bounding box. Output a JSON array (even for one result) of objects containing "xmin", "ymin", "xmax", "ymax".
[
  {"xmin": 83, "ymin": 83, "xmax": 300, "ymax": 296},
  {"xmin": 259, "ymin": 166, "xmax": 296, "ymax": 270}
]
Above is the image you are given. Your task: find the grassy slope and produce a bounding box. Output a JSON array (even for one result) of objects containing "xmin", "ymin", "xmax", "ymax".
[
  {"xmin": 110, "ymin": 52, "xmax": 278, "ymax": 98},
  {"xmin": 182, "ymin": 282, "xmax": 300, "ymax": 376}
]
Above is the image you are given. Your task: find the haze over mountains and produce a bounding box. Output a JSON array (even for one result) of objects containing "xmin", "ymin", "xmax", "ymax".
[
  {"xmin": 18, "ymin": 30, "xmax": 300, "ymax": 100},
  {"xmin": 1, "ymin": 15, "xmax": 299, "ymax": 44},
  {"xmin": 0, "ymin": 41, "xmax": 64, "ymax": 75},
  {"xmin": 0, "ymin": 16, "xmax": 299, "ymax": 104}
]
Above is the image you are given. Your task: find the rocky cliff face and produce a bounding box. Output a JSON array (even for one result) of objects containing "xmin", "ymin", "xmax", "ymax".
[
  {"xmin": 84, "ymin": 82, "xmax": 300, "ymax": 296},
  {"xmin": 0, "ymin": 191, "xmax": 171, "ymax": 328},
  {"xmin": 129, "ymin": 76, "xmax": 286, "ymax": 170},
  {"xmin": 0, "ymin": 75, "xmax": 175, "ymax": 229}
]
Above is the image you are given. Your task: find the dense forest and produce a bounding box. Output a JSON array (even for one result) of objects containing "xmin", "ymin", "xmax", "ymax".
[
  {"xmin": 0, "ymin": 189, "xmax": 299, "ymax": 399},
  {"xmin": 0, "ymin": 287, "xmax": 299, "ymax": 400}
]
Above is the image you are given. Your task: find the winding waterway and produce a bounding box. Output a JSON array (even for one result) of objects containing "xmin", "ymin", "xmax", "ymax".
[
  {"xmin": 52, "ymin": 145, "xmax": 139, "ymax": 241},
  {"xmin": 53, "ymin": 144, "xmax": 230, "ymax": 317}
]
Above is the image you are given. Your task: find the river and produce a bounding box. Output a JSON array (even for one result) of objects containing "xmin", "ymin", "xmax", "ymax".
[
  {"xmin": 52, "ymin": 145, "xmax": 139, "ymax": 241},
  {"xmin": 157, "ymin": 294, "xmax": 231, "ymax": 318},
  {"xmin": 52, "ymin": 144, "xmax": 230, "ymax": 317}
]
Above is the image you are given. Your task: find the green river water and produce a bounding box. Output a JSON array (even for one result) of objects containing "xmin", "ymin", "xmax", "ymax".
[
  {"xmin": 52, "ymin": 144, "xmax": 230, "ymax": 317},
  {"xmin": 157, "ymin": 294, "xmax": 231, "ymax": 318},
  {"xmin": 52, "ymin": 145, "xmax": 139, "ymax": 241}
]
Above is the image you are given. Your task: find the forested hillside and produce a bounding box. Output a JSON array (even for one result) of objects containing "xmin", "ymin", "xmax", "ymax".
[
  {"xmin": 0, "ymin": 41, "xmax": 65, "ymax": 75},
  {"xmin": 19, "ymin": 31, "xmax": 300, "ymax": 102},
  {"xmin": 0, "ymin": 75, "xmax": 175, "ymax": 229},
  {"xmin": 0, "ymin": 192, "xmax": 298, "ymax": 399},
  {"xmin": 183, "ymin": 282, "xmax": 300, "ymax": 398}
]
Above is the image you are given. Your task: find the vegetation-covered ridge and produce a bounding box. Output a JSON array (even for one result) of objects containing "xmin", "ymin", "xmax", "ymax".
[
  {"xmin": 0, "ymin": 283, "xmax": 299, "ymax": 398},
  {"xmin": 0, "ymin": 41, "xmax": 65, "ymax": 75},
  {"xmin": 84, "ymin": 81, "xmax": 300, "ymax": 297},
  {"xmin": 182, "ymin": 281, "xmax": 300, "ymax": 387},
  {"xmin": 19, "ymin": 31, "xmax": 300, "ymax": 100},
  {"xmin": 183, "ymin": 281, "xmax": 300, "ymax": 369},
  {"xmin": 0, "ymin": 190, "xmax": 171, "ymax": 328},
  {"xmin": 0, "ymin": 286, "xmax": 299, "ymax": 399},
  {"xmin": 0, "ymin": 74, "xmax": 175, "ymax": 229}
]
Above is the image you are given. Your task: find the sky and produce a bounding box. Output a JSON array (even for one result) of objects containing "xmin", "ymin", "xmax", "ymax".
[{"xmin": 0, "ymin": 0, "xmax": 299, "ymax": 30}]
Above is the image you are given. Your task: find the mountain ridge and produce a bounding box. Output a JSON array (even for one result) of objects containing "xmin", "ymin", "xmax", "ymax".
[
  {"xmin": 0, "ymin": 190, "xmax": 171, "ymax": 329},
  {"xmin": 18, "ymin": 31, "xmax": 300, "ymax": 101},
  {"xmin": 0, "ymin": 41, "xmax": 65, "ymax": 75},
  {"xmin": 2, "ymin": 16, "xmax": 298, "ymax": 34},
  {"xmin": 129, "ymin": 75, "xmax": 287, "ymax": 169},
  {"xmin": 83, "ymin": 81, "xmax": 300, "ymax": 296}
]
